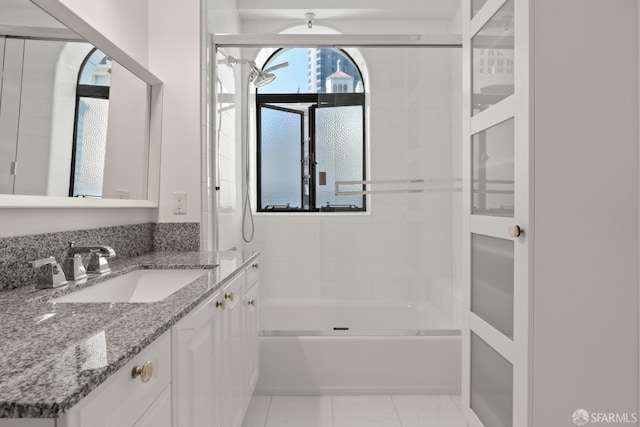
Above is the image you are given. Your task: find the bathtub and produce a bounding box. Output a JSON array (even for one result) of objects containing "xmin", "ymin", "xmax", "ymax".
[{"xmin": 255, "ymin": 300, "xmax": 462, "ymax": 395}]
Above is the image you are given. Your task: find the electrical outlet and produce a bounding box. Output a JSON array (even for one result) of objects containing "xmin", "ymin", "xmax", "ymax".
[
  {"xmin": 173, "ymin": 192, "xmax": 187, "ymax": 214},
  {"xmin": 116, "ymin": 189, "xmax": 130, "ymax": 199}
]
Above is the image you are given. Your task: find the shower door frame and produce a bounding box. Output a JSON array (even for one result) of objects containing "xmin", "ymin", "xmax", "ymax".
[{"xmin": 208, "ymin": 33, "xmax": 463, "ymax": 252}]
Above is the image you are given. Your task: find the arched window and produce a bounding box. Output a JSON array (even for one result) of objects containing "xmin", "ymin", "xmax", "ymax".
[
  {"xmin": 256, "ymin": 48, "xmax": 366, "ymax": 212},
  {"xmin": 69, "ymin": 48, "xmax": 111, "ymax": 197}
]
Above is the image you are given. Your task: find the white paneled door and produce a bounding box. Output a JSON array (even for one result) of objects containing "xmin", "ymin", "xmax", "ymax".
[{"xmin": 462, "ymin": 0, "xmax": 531, "ymax": 426}]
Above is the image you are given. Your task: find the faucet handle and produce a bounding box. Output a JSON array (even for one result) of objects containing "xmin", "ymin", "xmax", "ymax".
[
  {"xmin": 30, "ymin": 256, "xmax": 57, "ymax": 269},
  {"xmin": 30, "ymin": 257, "xmax": 68, "ymax": 289},
  {"xmin": 87, "ymin": 252, "xmax": 112, "ymax": 275}
]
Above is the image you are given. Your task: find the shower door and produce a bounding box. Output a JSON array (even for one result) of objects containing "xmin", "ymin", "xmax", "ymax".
[
  {"xmin": 463, "ymin": 0, "xmax": 531, "ymax": 426},
  {"xmin": 0, "ymin": 38, "xmax": 23, "ymax": 194}
]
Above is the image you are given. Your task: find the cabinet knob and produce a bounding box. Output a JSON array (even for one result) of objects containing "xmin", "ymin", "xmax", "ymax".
[
  {"xmin": 508, "ymin": 225, "xmax": 522, "ymax": 238},
  {"xmin": 131, "ymin": 361, "xmax": 153, "ymax": 383},
  {"xmin": 252, "ymin": 262, "xmax": 259, "ymax": 270},
  {"xmin": 224, "ymin": 292, "xmax": 235, "ymax": 302},
  {"xmin": 247, "ymin": 299, "xmax": 256, "ymax": 307},
  {"xmin": 216, "ymin": 299, "xmax": 227, "ymax": 310}
]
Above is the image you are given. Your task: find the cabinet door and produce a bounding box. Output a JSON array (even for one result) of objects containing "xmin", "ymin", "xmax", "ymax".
[
  {"xmin": 463, "ymin": 0, "xmax": 531, "ymax": 426},
  {"xmin": 59, "ymin": 331, "xmax": 171, "ymax": 427},
  {"xmin": 221, "ymin": 272, "xmax": 246, "ymax": 427},
  {"xmin": 244, "ymin": 281, "xmax": 259, "ymax": 404},
  {"xmin": 134, "ymin": 386, "xmax": 171, "ymax": 427},
  {"xmin": 173, "ymin": 292, "xmax": 222, "ymax": 427}
]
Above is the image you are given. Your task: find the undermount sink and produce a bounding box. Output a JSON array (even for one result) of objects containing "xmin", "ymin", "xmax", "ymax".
[{"xmin": 51, "ymin": 269, "xmax": 211, "ymax": 303}]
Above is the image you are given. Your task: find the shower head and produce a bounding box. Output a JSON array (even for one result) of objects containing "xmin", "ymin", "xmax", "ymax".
[
  {"xmin": 248, "ymin": 61, "xmax": 289, "ymax": 87},
  {"xmin": 251, "ymin": 70, "xmax": 277, "ymax": 87},
  {"xmin": 218, "ymin": 55, "xmax": 289, "ymax": 87}
]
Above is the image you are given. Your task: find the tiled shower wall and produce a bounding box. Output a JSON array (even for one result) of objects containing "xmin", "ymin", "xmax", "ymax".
[
  {"xmin": 243, "ymin": 46, "xmax": 461, "ymax": 327},
  {"xmin": 0, "ymin": 222, "xmax": 199, "ymax": 291}
]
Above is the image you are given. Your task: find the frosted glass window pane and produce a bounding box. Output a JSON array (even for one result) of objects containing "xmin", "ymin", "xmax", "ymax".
[
  {"xmin": 472, "ymin": 118, "xmax": 514, "ymax": 217},
  {"xmin": 471, "ymin": 332, "xmax": 513, "ymax": 427},
  {"xmin": 315, "ymin": 105, "xmax": 364, "ymax": 209},
  {"xmin": 260, "ymin": 107, "xmax": 302, "ymax": 209},
  {"xmin": 472, "ymin": 0, "xmax": 514, "ymax": 114},
  {"xmin": 471, "ymin": 234, "xmax": 514, "ymax": 338},
  {"xmin": 73, "ymin": 97, "xmax": 109, "ymax": 197},
  {"xmin": 472, "ymin": 0, "xmax": 489, "ymax": 17}
]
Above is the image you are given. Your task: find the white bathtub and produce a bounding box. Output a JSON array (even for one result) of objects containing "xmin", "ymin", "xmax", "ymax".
[{"xmin": 255, "ymin": 300, "xmax": 462, "ymax": 395}]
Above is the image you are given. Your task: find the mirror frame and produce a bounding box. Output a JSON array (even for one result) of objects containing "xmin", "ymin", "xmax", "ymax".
[{"xmin": 0, "ymin": 0, "xmax": 162, "ymax": 208}]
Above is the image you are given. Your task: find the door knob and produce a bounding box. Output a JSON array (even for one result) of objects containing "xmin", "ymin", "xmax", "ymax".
[{"xmin": 508, "ymin": 225, "xmax": 522, "ymax": 238}]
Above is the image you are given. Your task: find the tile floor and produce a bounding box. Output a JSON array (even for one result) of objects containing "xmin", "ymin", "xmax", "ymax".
[{"xmin": 241, "ymin": 395, "xmax": 465, "ymax": 427}]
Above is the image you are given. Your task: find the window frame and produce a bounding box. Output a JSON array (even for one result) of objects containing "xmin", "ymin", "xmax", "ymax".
[
  {"xmin": 69, "ymin": 48, "xmax": 110, "ymax": 197},
  {"xmin": 256, "ymin": 92, "xmax": 366, "ymax": 213}
]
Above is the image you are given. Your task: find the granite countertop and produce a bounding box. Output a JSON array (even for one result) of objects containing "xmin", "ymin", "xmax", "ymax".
[{"xmin": 0, "ymin": 250, "xmax": 259, "ymax": 418}]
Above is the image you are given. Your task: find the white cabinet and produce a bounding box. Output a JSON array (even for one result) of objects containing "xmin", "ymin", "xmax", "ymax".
[
  {"xmin": 221, "ymin": 270, "xmax": 247, "ymax": 427},
  {"xmin": 59, "ymin": 331, "xmax": 172, "ymax": 427},
  {"xmin": 173, "ymin": 258, "xmax": 260, "ymax": 427},
  {"xmin": 244, "ymin": 261, "xmax": 260, "ymax": 408},
  {"xmin": 133, "ymin": 386, "xmax": 171, "ymax": 427},
  {"xmin": 172, "ymin": 290, "xmax": 224, "ymax": 427}
]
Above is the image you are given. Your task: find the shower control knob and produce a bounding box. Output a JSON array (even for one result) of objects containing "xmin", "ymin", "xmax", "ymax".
[
  {"xmin": 224, "ymin": 292, "xmax": 235, "ymax": 302},
  {"xmin": 508, "ymin": 225, "xmax": 522, "ymax": 238},
  {"xmin": 216, "ymin": 299, "xmax": 227, "ymax": 310},
  {"xmin": 132, "ymin": 361, "xmax": 153, "ymax": 383}
]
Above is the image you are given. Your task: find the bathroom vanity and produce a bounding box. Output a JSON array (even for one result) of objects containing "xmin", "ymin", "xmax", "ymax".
[{"xmin": 0, "ymin": 250, "xmax": 260, "ymax": 427}]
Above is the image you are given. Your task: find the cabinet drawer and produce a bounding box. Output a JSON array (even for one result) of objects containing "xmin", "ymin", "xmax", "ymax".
[
  {"xmin": 60, "ymin": 331, "xmax": 171, "ymax": 427},
  {"xmin": 246, "ymin": 258, "xmax": 260, "ymax": 288}
]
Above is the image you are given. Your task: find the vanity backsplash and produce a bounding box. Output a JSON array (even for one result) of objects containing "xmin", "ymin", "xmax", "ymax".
[{"xmin": 0, "ymin": 222, "xmax": 199, "ymax": 291}]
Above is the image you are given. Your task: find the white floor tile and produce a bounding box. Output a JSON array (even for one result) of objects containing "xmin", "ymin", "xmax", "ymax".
[
  {"xmin": 450, "ymin": 395, "xmax": 463, "ymax": 413},
  {"xmin": 242, "ymin": 395, "xmax": 272, "ymax": 427},
  {"xmin": 392, "ymin": 395, "xmax": 465, "ymax": 427},
  {"xmin": 332, "ymin": 395, "xmax": 401, "ymax": 427},
  {"xmin": 265, "ymin": 396, "xmax": 333, "ymax": 427}
]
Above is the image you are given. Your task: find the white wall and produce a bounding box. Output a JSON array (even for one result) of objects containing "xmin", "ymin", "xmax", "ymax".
[
  {"xmin": 57, "ymin": 0, "xmax": 149, "ymax": 67},
  {"xmin": 532, "ymin": 0, "xmax": 638, "ymax": 423},
  {"xmin": 102, "ymin": 62, "xmax": 150, "ymax": 200},
  {"xmin": 149, "ymin": 0, "xmax": 204, "ymax": 224}
]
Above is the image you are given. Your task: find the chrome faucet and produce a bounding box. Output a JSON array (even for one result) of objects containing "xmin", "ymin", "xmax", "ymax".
[
  {"xmin": 64, "ymin": 242, "xmax": 116, "ymax": 279},
  {"xmin": 30, "ymin": 257, "xmax": 68, "ymax": 289}
]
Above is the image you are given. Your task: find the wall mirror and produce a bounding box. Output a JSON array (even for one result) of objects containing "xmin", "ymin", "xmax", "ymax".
[{"xmin": 0, "ymin": 0, "xmax": 162, "ymax": 206}]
